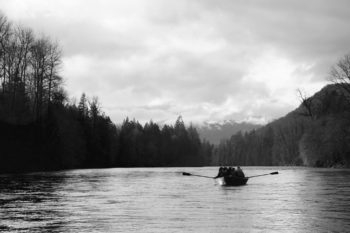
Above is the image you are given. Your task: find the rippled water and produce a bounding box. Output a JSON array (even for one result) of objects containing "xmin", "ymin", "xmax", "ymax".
[{"xmin": 0, "ymin": 167, "xmax": 349, "ymax": 232}]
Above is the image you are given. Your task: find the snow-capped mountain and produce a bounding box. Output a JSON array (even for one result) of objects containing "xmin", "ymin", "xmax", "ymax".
[{"xmin": 196, "ymin": 120, "xmax": 261, "ymax": 145}]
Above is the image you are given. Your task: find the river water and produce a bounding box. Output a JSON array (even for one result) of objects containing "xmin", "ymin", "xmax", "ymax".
[{"xmin": 0, "ymin": 167, "xmax": 349, "ymax": 232}]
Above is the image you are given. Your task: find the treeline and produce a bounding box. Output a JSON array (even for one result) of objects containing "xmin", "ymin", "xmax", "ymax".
[
  {"xmin": 0, "ymin": 13, "xmax": 212, "ymax": 173},
  {"xmin": 1, "ymin": 96, "xmax": 213, "ymax": 172},
  {"xmin": 213, "ymin": 83, "xmax": 350, "ymax": 167},
  {"xmin": 117, "ymin": 116, "xmax": 212, "ymax": 167}
]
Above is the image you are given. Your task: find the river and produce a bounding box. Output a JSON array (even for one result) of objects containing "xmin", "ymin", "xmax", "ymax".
[{"xmin": 0, "ymin": 167, "xmax": 349, "ymax": 232}]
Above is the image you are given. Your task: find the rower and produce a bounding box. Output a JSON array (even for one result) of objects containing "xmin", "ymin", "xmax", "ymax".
[
  {"xmin": 215, "ymin": 167, "xmax": 224, "ymax": 178},
  {"xmin": 236, "ymin": 166, "xmax": 245, "ymax": 177}
]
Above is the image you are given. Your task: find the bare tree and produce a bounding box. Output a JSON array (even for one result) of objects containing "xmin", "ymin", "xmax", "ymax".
[
  {"xmin": 15, "ymin": 26, "xmax": 34, "ymax": 91},
  {"xmin": 30, "ymin": 37, "xmax": 62, "ymax": 119},
  {"xmin": 330, "ymin": 53, "xmax": 350, "ymax": 95},
  {"xmin": 9, "ymin": 26, "xmax": 34, "ymax": 111},
  {"xmin": 30, "ymin": 37, "xmax": 49, "ymax": 119},
  {"xmin": 47, "ymin": 41, "xmax": 62, "ymax": 108},
  {"xmin": 0, "ymin": 14, "xmax": 11, "ymax": 91},
  {"xmin": 297, "ymin": 89, "xmax": 314, "ymax": 119},
  {"xmin": 0, "ymin": 14, "xmax": 11, "ymax": 93}
]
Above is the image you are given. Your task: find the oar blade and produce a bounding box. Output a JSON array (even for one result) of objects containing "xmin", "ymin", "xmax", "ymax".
[{"xmin": 182, "ymin": 172, "xmax": 192, "ymax": 176}]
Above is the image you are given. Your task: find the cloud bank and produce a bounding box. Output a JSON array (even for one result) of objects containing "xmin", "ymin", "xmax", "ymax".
[{"xmin": 1, "ymin": 0, "xmax": 349, "ymax": 124}]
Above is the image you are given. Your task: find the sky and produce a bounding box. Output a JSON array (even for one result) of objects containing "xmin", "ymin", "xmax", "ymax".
[{"xmin": 1, "ymin": 0, "xmax": 349, "ymax": 125}]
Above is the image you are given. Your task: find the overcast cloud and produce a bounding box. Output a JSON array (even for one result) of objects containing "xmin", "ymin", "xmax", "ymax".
[{"xmin": 1, "ymin": 0, "xmax": 349, "ymax": 124}]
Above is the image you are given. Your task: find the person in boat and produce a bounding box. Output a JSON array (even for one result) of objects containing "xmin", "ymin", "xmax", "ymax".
[
  {"xmin": 236, "ymin": 166, "xmax": 245, "ymax": 177},
  {"xmin": 222, "ymin": 167, "xmax": 228, "ymax": 176},
  {"xmin": 215, "ymin": 167, "xmax": 225, "ymax": 178},
  {"xmin": 228, "ymin": 167, "xmax": 235, "ymax": 176}
]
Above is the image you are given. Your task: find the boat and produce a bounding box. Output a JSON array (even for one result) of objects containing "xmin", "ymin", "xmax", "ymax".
[
  {"xmin": 183, "ymin": 171, "xmax": 278, "ymax": 186},
  {"xmin": 215, "ymin": 175, "xmax": 248, "ymax": 186}
]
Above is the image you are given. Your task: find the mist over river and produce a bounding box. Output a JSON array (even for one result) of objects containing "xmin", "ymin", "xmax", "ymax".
[{"xmin": 0, "ymin": 167, "xmax": 349, "ymax": 232}]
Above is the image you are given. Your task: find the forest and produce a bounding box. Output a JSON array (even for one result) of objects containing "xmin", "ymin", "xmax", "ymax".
[
  {"xmin": 213, "ymin": 83, "xmax": 350, "ymax": 167},
  {"xmin": 1, "ymin": 13, "xmax": 349, "ymax": 173},
  {"xmin": 0, "ymin": 13, "xmax": 212, "ymax": 173}
]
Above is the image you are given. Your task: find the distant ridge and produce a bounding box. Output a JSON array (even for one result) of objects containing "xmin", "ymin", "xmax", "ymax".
[{"xmin": 196, "ymin": 120, "xmax": 261, "ymax": 144}]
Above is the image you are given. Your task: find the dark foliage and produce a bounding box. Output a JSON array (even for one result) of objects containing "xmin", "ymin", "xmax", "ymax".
[
  {"xmin": 0, "ymin": 13, "xmax": 212, "ymax": 173},
  {"xmin": 213, "ymin": 84, "xmax": 350, "ymax": 167},
  {"xmin": 0, "ymin": 103, "xmax": 211, "ymax": 173},
  {"xmin": 117, "ymin": 116, "xmax": 209, "ymax": 167}
]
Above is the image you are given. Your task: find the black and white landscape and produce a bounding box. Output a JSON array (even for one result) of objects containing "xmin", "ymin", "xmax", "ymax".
[{"xmin": 0, "ymin": 1, "xmax": 349, "ymax": 232}]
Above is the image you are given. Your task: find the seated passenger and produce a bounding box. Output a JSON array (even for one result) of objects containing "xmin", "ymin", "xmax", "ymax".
[
  {"xmin": 236, "ymin": 166, "xmax": 245, "ymax": 177},
  {"xmin": 222, "ymin": 167, "xmax": 228, "ymax": 176},
  {"xmin": 228, "ymin": 167, "xmax": 236, "ymax": 176}
]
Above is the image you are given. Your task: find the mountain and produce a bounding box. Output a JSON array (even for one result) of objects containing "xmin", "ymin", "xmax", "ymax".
[
  {"xmin": 213, "ymin": 84, "xmax": 350, "ymax": 167},
  {"xmin": 196, "ymin": 120, "xmax": 261, "ymax": 144}
]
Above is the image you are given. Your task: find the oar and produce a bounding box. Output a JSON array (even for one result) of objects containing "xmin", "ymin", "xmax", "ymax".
[
  {"xmin": 182, "ymin": 172, "xmax": 215, "ymax": 179},
  {"xmin": 247, "ymin": 171, "xmax": 279, "ymax": 179}
]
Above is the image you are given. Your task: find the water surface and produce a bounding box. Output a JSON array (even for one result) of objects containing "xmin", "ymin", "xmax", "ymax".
[{"xmin": 0, "ymin": 167, "xmax": 349, "ymax": 232}]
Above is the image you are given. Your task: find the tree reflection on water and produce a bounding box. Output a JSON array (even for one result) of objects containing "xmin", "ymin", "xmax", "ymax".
[{"xmin": 0, "ymin": 172, "xmax": 69, "ymax": 232}]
